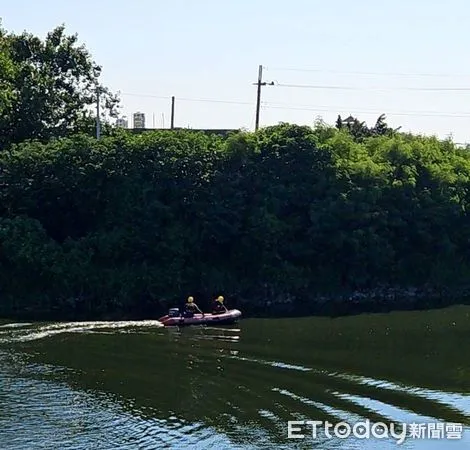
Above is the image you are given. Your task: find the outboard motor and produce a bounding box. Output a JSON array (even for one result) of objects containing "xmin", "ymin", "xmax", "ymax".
[{"xmin": 168, "ymin": 308, "xmax": 180, "ymax": 317}]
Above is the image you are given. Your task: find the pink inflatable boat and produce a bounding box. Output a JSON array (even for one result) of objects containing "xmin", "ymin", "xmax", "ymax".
[{"xmin": 158, "ymin": 308, "xmax": 242, "ymax": 327}]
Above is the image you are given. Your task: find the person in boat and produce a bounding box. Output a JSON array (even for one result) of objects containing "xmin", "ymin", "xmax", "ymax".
[
  {"xmin": 212, "ymin": 295, "xmax": 228, "ymax": 315},
  {"xmin": 182, "ymin": 296, "xmax": 204, "ymax": 318}
]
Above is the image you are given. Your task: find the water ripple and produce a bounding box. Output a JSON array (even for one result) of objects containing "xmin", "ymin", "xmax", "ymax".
[{"xmin": 1, "ymin": 312, "xmax": 469, "ymax": 449}]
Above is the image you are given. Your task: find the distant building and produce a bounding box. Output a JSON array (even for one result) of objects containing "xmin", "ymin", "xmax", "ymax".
[
  {"xmin": 115, "ymin": 117, "xmax": 128, "ymax": 128},
  {"xmin": 343, "ymin": 115, "xmax": 356, "ymax": 125},
  {"xmin": 133, "ymin": 112, "xmax": 145, "ymax": 128}
]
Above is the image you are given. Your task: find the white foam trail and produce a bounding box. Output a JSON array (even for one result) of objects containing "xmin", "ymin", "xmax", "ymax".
[
  {"xmin": 0, "ymin": 322, "xmax": 33, "ymax": 329},
  {"xmin": 228, "ymin": 355, "xmax": 315, "ymax": 372},
  {"xmin": 1, "ymin": 320, "xmax": 164, "ymax": 343}
]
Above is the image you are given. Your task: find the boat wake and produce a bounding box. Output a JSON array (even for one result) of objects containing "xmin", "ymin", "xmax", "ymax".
[
  {"xmin": 0, "ymin": 315, "xmax": 469, "ymax": 449},
  {"xmin": 0, "ymin": 320, "xmax": 164, "ymax": 343}
]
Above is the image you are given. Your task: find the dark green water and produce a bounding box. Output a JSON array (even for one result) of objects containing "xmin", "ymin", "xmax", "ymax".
[{"xmin": 0, "ymin": 306, "xmax": 469, "ymax": 449}]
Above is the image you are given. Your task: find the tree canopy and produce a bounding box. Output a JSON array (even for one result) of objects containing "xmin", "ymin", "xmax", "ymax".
[
  {"xmin": 0, "ymin": 20, "xmax": 119, "ymax": 150},
  {"xmin": 336, "ymin": 114, "xmax": 401, "ymax": 141}
]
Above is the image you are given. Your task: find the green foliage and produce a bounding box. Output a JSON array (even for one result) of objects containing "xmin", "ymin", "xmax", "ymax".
[
  {"xmin": 1, "ymin": 124, "xmax": 470, "ymax": 319},
  {"xmin": 336, "ymin": 114, "xmax": 401, "ymax": 142},
  {"xmin": 0, "ymin": 22, "xmax": 119, "ymax": 150},
  {"xmin": 0, "ymin": 24, "xmax": 15, "ymax": 118}
]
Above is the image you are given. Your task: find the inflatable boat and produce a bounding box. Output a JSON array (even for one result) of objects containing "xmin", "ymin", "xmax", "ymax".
[{"xmin": 158, "ymin": 308, "xmax": 242, "ymax": 327}]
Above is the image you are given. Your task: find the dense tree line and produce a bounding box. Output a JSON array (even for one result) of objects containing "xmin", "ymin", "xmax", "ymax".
[{"xmin": 1, "ymin": 123, "xmax": 470, "ymax": 319}]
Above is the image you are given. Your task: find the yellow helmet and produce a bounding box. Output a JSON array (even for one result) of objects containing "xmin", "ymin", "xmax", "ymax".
[
  {"xmin": 187, "ymin": 296, "xmax": 194, "ymax": 303},
  {"xmin": 217, "ymin": 296, "xmax": 224, "ymax": 302}
]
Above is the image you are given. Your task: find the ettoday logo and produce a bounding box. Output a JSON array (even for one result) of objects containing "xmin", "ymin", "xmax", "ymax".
[{"xmin": 287, "ymin": 420, "xmax": 464, "ymax": 444}]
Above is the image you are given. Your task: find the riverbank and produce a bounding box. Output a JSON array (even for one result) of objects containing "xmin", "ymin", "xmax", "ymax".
[
  {"xmin": 2, "ymin": 284, "xmax": 470, "ymax": 322},
  {"xmin": 240, "ymin": 284, "xmax": 470, "ymax": 318}
]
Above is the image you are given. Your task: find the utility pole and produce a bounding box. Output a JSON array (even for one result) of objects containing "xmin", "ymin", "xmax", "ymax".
[
  {"xmin": 96, "ymin": 85, "xmax": 101, "ymax": 139},
  {"xmin": 253, "ymin": 65, "xmax": 274, "ymax": 131},
  {"xmin": 171, "ymin": 96, "xmax": 175, "ymax": 129}
]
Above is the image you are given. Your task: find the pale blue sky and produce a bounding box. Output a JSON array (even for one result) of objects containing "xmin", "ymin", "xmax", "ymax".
[{"xmin": 2, "ymin": 0, "xmax": 470, "ymax": 141}]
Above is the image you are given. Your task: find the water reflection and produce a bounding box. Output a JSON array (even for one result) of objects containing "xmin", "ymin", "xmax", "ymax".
[{"xmin": 0, "ymin": 308, "xmax": 469, "ymax": 449}]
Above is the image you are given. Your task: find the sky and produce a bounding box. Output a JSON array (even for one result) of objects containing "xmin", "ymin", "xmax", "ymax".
[{"xmin": 2, "ymin": 0, "xmax": 470, "ymax": 142}]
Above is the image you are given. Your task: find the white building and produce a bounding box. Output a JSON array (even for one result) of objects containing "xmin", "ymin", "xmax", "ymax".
[
  {"xmin": 133, "ymin": 112, "xmax": 146, "ymax": 128},
  {"xmin": 115, "ymin": 117, "xmax": 128, "ymax": 128}
]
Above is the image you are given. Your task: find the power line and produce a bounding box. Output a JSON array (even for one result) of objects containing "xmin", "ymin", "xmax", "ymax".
[
  {"xmin": 273, "ymin": 83, "xmax": 470, "ymax": 92},
  {"xmin": 176, "ymin": 97, "xmax": 253, "ymax": 105},
  {"xmin": 120, "ymin": 92, "xmax": 169, "ymax": 100},
  {"xmin": 262, "ymin": 104, "xmax": 470, "ymax": 118},
  {"xmin": 120, "ymin": 92, "xmax": 253, "ymax": 105},
  {"xmin": 265, "ymin": 66, "xmax": 470, "ymax": 78},
  {"xmin": 263, "ymin": 101, "xmax": 470, "ymax": 116},
  {"xmin": 118, "ymin": 92, "xmax": 470, "ymax": 118}
]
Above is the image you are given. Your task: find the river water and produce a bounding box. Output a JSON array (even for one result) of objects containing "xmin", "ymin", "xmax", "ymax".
[{"xmin": 0, "ymin": 306, "xmax": 469, "ymax": 449}]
